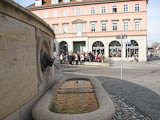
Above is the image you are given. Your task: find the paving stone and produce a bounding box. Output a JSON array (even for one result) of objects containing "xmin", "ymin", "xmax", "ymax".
[{"xmin": 110, "ymin": 94, "xmax": 152, "ymax": 120}]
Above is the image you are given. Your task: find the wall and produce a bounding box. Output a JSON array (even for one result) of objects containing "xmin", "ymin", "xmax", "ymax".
[{"xmin": 32, "ymin": 0, "xmax": 147, "ymax": 39}]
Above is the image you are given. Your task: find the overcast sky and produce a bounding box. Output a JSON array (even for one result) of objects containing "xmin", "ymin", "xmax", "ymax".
[{"xmin": 14, "ymin": 0, "xmax": 160, "ymax": 46}]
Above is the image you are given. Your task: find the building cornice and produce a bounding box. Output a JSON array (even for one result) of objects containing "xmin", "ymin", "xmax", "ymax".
[
  {"xmin": 28, "ymin": 0, "xmax": 147, "ymax": 11},
  {"xmin": 72, "ymin": 19, "xmax": 87, "ymax": 24}
]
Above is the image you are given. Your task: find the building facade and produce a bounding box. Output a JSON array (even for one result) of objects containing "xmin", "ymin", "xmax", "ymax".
[{"xmin": 28, "ymin": 0, "xmax": 148, "ymax": 61}]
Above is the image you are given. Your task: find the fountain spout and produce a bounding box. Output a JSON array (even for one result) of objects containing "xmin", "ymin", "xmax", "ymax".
[{"xmin": 40, "ymin": 49, "xmax": 54, "ymax": 72}]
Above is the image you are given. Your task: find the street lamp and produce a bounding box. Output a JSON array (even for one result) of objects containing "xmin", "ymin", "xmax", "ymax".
[{"xmin": 116, "ymin": 34, "xmax": 127, "ymax": 80}]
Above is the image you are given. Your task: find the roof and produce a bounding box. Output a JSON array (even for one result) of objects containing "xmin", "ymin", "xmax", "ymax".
[{"xmin": 27, "ymin": 0, "xmax": 148, "ymax": 10}]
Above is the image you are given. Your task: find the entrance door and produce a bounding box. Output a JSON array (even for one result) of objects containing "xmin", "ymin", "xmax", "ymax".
[{"xmin": 73, "ymin": 41, "xmax": 86, "ymax": 53}]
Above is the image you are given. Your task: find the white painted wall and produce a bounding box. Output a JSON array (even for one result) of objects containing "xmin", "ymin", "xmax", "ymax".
[{"xmin": 55, "ymin": 35, "xmax": 147, "ymax": 61}]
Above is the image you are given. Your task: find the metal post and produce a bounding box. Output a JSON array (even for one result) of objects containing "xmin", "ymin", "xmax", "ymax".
[
  {"xmin": 116, "ymin": 34, "xmax": 127, "ymax": 80},
  {"xmin": 127, "ymin": 40, "xmax": 128, "ymax": 67},
  {"xmin": 121, "ymin": 35, "xmax": 123, "ymax": 80}
]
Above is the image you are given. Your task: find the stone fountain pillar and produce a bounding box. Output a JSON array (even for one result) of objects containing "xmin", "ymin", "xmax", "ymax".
[{"xmin": 0, "ymin": 0, "xmax": 55, "ymax": 120}]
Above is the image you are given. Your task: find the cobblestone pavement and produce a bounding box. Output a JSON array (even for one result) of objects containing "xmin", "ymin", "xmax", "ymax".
[
  {"xmin": 54, "ymin": 63, "xmax": 160, "ymax": 120},
  {"xmin": 111, "ymin": 94, "xmax": 151, "ymax": 120}
]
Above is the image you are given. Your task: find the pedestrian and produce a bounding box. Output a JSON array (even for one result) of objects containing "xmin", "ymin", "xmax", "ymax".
[
  {"xmin": 72, "ymin": 53, "xmax": 75, "ymax": 65},
  {"xmin": 59, "ymin": 53, "xmax": 63, "ymax": 64},
  {"xmin": 96, "ymin": 54, "xmax": 99, "ymax": 62},
  {"xmin": 75, "ymin": 52, "xmax": 79, "ymax": 65},
  {"xmin": 80, "ymin": 53, "xmax": 85, "ymax": 64},
  {"xmin": 101, "ymin": 53, "xmax": 105, "ymax": 63}
]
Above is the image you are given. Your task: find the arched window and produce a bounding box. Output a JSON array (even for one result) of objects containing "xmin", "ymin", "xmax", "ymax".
[
  {"xmin": 126, "ymin": 40, "xmax": 139, "ymax": 57},
  {"xmin": 109, "ymin": 41, "xmax": 121, "ymax": 57},
  {"xmin": 59, "ymin": 41, "xmax": 68, "ymax": 55},
  {"xmin": 92, "ymin": 41, "xmax": 104, "ymax": 54}
]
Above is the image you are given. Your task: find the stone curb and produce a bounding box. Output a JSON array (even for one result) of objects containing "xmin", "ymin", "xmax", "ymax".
[{"xmin": 83, "ymin": 62, "xmax": 110, "ymax": 67}]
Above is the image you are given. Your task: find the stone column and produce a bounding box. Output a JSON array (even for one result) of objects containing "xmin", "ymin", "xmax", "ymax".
[
  {"xmin": 105, "ymin": 42, "xmax": 109, "ymax": 59},
  {"xmin": 68, "ymin": 40, "xmax": 73, "ymax": 54}
]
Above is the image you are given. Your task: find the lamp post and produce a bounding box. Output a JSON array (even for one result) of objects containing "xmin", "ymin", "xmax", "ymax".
[{"xmin": 116, "ymin": 35, "xmax": 127, "ymax": 80}]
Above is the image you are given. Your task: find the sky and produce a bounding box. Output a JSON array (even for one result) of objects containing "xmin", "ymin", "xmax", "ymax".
[{"xmin": 13, "ymin": 0, "xmax": 160, "ymax": 46}]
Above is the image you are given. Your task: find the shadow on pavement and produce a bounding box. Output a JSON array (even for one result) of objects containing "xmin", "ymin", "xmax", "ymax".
[
  {"xmin": 147, "ymin": 56, "xmax": 160, "ymax": 62},
  {"xmin": 97, "ymin": 76, "xmax": 160, "ymax": 120}
]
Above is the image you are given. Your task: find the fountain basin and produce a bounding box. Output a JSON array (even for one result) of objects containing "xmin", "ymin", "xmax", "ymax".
[
  {"xmin": 32, "ymin": 77, "xmax": 115, "ymax": 120},
  {"xmin": 50, "ymin": 79, "xmax": 98, "ymax": 114}
]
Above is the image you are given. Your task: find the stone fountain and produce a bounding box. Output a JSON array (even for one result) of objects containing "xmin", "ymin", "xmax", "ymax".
[{"xmin": 0, "ymin": 0, "xmax": 115, "ymax": 120}]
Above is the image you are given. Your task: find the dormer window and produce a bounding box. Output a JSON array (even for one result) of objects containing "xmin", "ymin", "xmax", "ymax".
[
  {"xmin": 35, "ymin": 0, "xmax": 42, "ymax": 6},
  {"xmin": 52, "ymin": 0, "xmax": 58, "ymax": 4},
  {"xmin": 63, "ymin": 0, "xmax": 70, "ymax": 3}
]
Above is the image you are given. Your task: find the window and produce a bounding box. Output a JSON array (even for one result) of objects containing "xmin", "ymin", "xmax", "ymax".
[
  {"xmin": 135, "ymin": 3, "xmax": 140, "ymax": 12},
  {"xmin": 53, "ymin": 24, "xmax": 58, "ymax": 34},
  {"xmin": 35, "ymin": 0, "xmax": 42, "ymax": 6},
  {"xmin": 123, "ymin": 20, "xmax": 129, "ymax": 30},
  {"xmin": 73, "ymin": 24, "xmax": 76, "ymax": 33},
  {"xmin": 92, "ymin": 41, "xmax": 104, "ymax": 54},
  {"xmin": 101, "ymin": 22, "xmax": 107, "ymax": 31},
  {"xmin": 63, "ymin": 0, "xmax": 70, "ymax": 3},
  {"xmin": 43, "ymin": 12, "xmax": 48, "ymax": 18},
  {"xmin": 53, "ymin": 11, "xmax": 57, "ymax": 18},
  {"xmin": 109, "ymin": 41, "xmax": 121, "ymax": 57},
  {"xmin": 73, "ymin": 23, "xmax": 85, "ymax": 33},
  {"xmin": 124, "ymin": 4, "xmax": 128, "ymax": 12},
  {"xmin": 52, "ymin": 0, "xmax": 58, "ymax": 4},
  {"xmin": 112, "ymin": 5, "xmax": 117, "ymax": 13},
  {"xmin": 73, "ymin": 8, "xmax": 76, "ymax": 16},
  {"xmin": 126, "ymin": 40, "xmax": 139, "ymax": 58},
  {"xmin": 76, "ymin": 8, "xmax": 81, "ymax": 16},
  {"xmin": 101, "ymin": 6, "xmax": 106, "ymax": 14},
  {"xmin": 63, "ymin": 24, "xmax": 69, "ymax": 34},
  {"xmin": 135, "ymin": 20, "xmax": 140, "ymax": 30},
  {"xmin": 77, "ymin": 23, "xmax": 82, "ymax": 34},
  {"xmin": 82, "ymin": 8, "xmax": 85, "ymax": 15},
  {"xmin": 62, "ymin": 10, "xmax": 67, "ymax": 17},
  {"xmin": 91, "ymin": 7, "xmax": 95, "ymax": 15},
  {"xmin": 112, "ymin": 21, "xmax": 118, "ymax": 31},
  {"xmin": 90, "ymin": 22, "xmax": 96, "ymax": 32}
]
